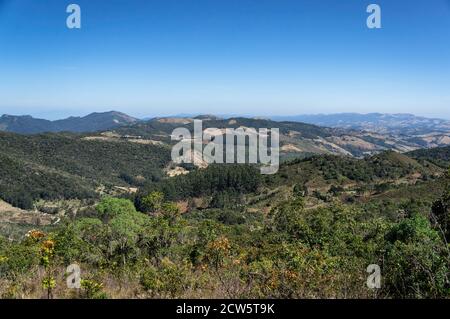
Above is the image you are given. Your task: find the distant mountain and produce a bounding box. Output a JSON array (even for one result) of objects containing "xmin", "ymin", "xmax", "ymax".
[
  {"xmin": 0, "ymin": 111, "xmax": 138, "ymax": 134},
  {"xmin": 108, "ymin": 115, "xmax": 450, "ymax": 158},
  {"xmin": 270, "ymin": 113, "xmax": 450, "ymax": 135},
  {"xmin": 2, "ymin": 110, "xmax": 450, "ymax": 158}
]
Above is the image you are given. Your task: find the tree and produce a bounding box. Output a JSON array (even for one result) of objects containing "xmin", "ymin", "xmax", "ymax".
[
  {"xmin": 108, "ymin": 211, "xmax": 147, "ymax": 266},
  {"xmin": 161, "ymin": 202, "xmax": 180, "ymax": 225},
  {"xmin": 431, "ymin": 189, "xmax": 450, "ymax": 242},
  {"xmin": 383, "ymin": 215, "xmax": 449, "ymax": 298},
  {"xmin": 40, "ymin": 237, "xmax": 56, "ymax": 299},
  {"xmin": 270, "ymin": 197, "xmax": 307, "ymax": 241},
  {"xmin": 141, "ymin": 191, "xmax": 165, "ymax": 213},
  {"xmin": 293, "ymin": 183, "xmax": 308, "ymax": 197},
  {"xmin": 140, "ymin": 258, "xmax": 191, "ymax": 298},
  {"xmin": 96, "ymin": 197, "xmax": 137, "ymax": 221}
]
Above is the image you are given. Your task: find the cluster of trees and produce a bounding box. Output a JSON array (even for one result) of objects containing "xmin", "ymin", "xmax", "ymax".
[
  {"xmin": 268, "ymin": 151, "xmax": 439, "ymax": 191},
  {"xmin": 1, "ymin": 129, "xmax": 441, "ymax": 212},
  {"xmin": 1, "ymin": 133, "xmax": 450, "ymax": 299},
  {"xmin": 0, "ymin": 132, "xmax": 170, "ymax": 208},
  {"xmin": 310, "ymin": 152, "xmax": 425, "ymax": 182},
  {"xmin": 136, "ymin": 164, "xmax": 262, "ymax": 207},
  {"xmin": 0, "ymin": 153, "xmax": 96, "ymax": 209},
  {"xmin": 1, "ymin": 174, "xmax": 449, "ymax": 298},
  {"xmin": 409, "ymin": 146, "xmax": 450, "ymax": 169}
]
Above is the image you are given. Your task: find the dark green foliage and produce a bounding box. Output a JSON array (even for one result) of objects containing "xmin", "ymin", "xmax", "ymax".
[
  {"xmin": 1, "ymin": 137, "xmax": 450, "ymax": 298},
  {"xmin": 267, "ymin": 150, "xmax": 442, "ymax": 192},
  {"xmin": 210, "ymin": 190, "xmax": 244, "ymax": 209},
  {"xmin": 431, "ymin": 174, "xmax": 450, "ymax": 241},
  {"xmin": 0, "ymin": 152, "xmax": 96, "ymax": 209},
  {"xmin": 0, "ymin": 132, "xmax": 170, "ymax": 206},
  {"xmin": 0, "ymin": 236, "xmax": 40, "ymax": 278},
  {"xmin": 383, "ymin": 215, "xmax": 449, "ymax": 298},
  {"xmin": 137, "ymin": 164, "xmax": 261, "ymax": 209},
  {"xmin": 140, "ymin": 191, "xmax": 165, "ymax": 213},
  {"xmin": 96, "ymin": 197, "xmax": 138, "ymax": 221},
  {"xmin": 312, "ymin": 152, "xmax": 424, "ymax": 182},
  {"xmin": 409, "ymin": 146, "xmax": 450, "ymax": 169}
]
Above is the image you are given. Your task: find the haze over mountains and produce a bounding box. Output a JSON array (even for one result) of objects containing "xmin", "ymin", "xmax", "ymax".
[
  {"xmin": 271, "ymin": 113, "xmax": 450, "ymax": 135},
  {"xmin": 2, "ymin": 111, "xmax": 450, "ymax": 136}
]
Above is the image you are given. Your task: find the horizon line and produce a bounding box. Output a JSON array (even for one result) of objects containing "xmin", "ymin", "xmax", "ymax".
[{"xmin": 1, "ymin": 110, "xmax": 450, "ymax": 122}]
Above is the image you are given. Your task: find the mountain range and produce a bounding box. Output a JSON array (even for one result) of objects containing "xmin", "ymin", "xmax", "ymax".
[
  {"xmin": 2, "ymin": 111, "xmax": 450, "ymax": 136},
  {"xmin": 1, "ymin": 110, "xmax": 450, "ymax": 300},
  {"xmin": 107, "ymin": 115, "xmax": 450, "ymax": 157},
  {"xmin": 0, "ymin": 111, "xmax": 138, "ymax": 134},
  {"xmin": 270, "ymin": 113, "xmax": 450, "ymax": 135},
  {"xmin": 1, "ymin": 111, "xmax": 450, "ymax": 158}
]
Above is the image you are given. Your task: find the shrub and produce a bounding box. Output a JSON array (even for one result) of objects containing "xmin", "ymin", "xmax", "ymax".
[
  {"xmin": 96, "ymin": 197, "xmax": 137, "ymax": 221},
  {"xmin": 383, "ymin": 215, "xmax": 449, "ymax": 298}
]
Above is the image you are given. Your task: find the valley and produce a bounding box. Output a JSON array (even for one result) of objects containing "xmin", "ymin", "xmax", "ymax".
[{"xmin": 0, "ymin": 113, "xmax": 449, "ymax": 299}]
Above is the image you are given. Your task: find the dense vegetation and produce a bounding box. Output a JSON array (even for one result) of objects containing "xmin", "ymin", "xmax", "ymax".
[
  {"xmin": 409, "ymin": 146, "xmax": 450, "ymax": 169},
  {"xmin": 0, "ymin": 132, "xmax": 171, "ymax": 208},
  {"xmin": 137, "ymin": 164, "xmax": 261, "ymax": 202},
  {"xmin": 1, "ymin": 133, "xmax": 450, "ymax": 299},
  {"xmin": 1, "ymin": 175, "xmax": 449, "ymax": 298}
]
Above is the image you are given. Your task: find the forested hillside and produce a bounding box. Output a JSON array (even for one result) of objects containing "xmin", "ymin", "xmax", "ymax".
[
  {"xmin": 0, "ymin": 130, "xmax": 450, "ymax": 299},
  {"xmin": 0, "ymin": 132, "xmax": 171, "ymax": 208},
  {"xmin": 0, "ymin": 170, "xmax": 448, "ymax": 298},
  {"xmin": 408, "ymin": 146, "xmax": 450, "ymax": 168}
]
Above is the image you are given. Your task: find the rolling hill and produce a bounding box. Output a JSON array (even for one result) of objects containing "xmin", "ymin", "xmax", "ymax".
[
  {"xmin": 408, "ymin": 145, "xmax": 450, "ymax": 168},
  {"xmin": 108, "ymin": 116, "xmax": 449, "ymax": 158},
  {"xmin": 0, "ymin": 131, "xmax": 171, "ymax": 208},
  {"xmin": 3, "ymin": 111, "xmax": 450, "ymax": 157},
  {"xmin": 1, "ymin": 112, "xmax": 450, "ymax": 211}
]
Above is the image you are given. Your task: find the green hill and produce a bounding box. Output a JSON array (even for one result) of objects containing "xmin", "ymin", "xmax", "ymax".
[
  {"xmin": 0, "ymin": 132, "xmax": 171, "ymax": 208},
  {"xmin": 408, "ymin": 146, "xmax": 450, "ymax": 168}
]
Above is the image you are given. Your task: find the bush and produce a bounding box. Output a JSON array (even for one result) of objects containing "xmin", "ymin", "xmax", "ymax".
[
  {"xmin": 383, "ymin": 215, "xmax": 449, "ymax": 298},
  {"xmin": 140, "ymin": 258, "xmax": 191, "ymax": 298},
  {"xmin": 96, "ymin": 197, "xmax": 137, "ymax": 221}
]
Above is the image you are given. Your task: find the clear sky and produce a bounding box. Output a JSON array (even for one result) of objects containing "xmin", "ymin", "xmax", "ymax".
[{"xmin": 0, "ymin": 0, "xmax": 449, "ymax": 119}]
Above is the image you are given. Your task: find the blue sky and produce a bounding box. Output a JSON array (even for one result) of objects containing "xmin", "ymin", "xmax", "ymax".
[{"xmin": 0, "ymin": 0, "xmax": 449, "ymax": 119}]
